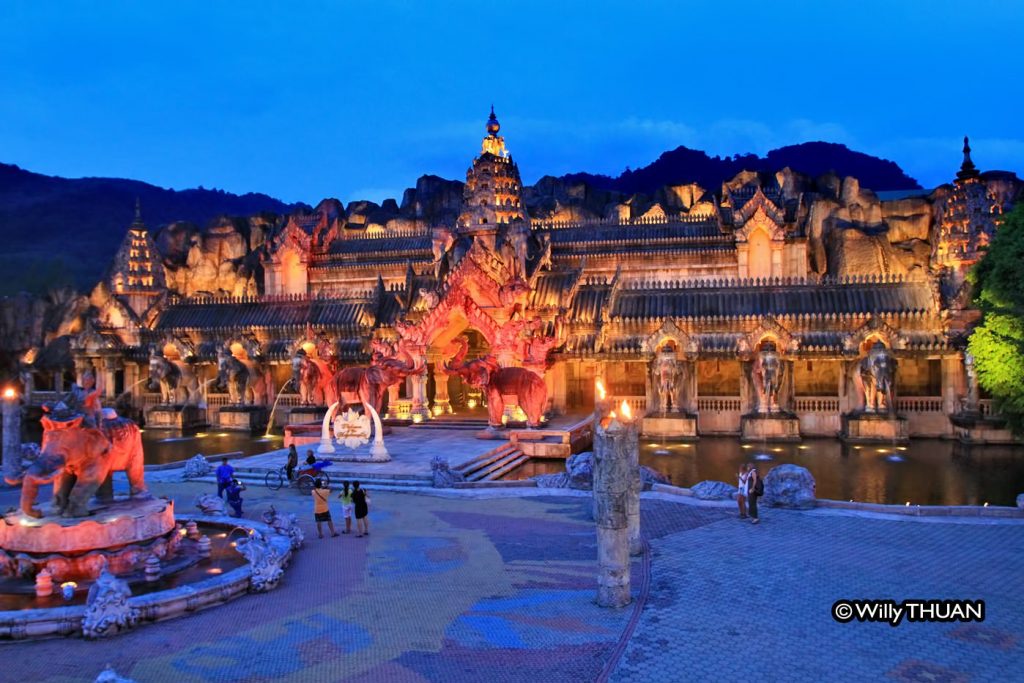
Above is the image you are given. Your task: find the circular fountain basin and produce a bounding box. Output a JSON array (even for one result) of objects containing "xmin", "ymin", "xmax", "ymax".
[
  {"xmin": 0, "ymin": 516, "xmax": 294, "ymax": 641},
  {"xmin": 0, "ymin": 498, "xmax": 178, "ymax": 582}
]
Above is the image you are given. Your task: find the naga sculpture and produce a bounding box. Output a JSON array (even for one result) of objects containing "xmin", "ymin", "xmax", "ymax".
[
  {"xmin": 217, "ymin": 347, "xmax": 266, "ymax": 405},
  {"xmin": 752, "ymin": 341, "xmax": 785, "ymax": 414},
  {"xmin": 444, "ymin": 336, "xmax": 547, "ymax": 429},
  {"xmin": 858, "ymin": 341, "xmax": 897, "ymax": 414},
  {"xmin": 4, "ymin": 410, "xmax": 148, "ymax": 518},
  {"xmin": 148, "ymin": 348, "xmax": 199, "ymax": 405},
  {"xmin": 330, "ymin": 338, "xmax": 424, "ymax": 415}
]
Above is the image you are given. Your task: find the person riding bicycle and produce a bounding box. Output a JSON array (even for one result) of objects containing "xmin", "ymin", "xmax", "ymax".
[{"xmin": 296, "ymin": 449, "xmax": 330, "ymax": 479}]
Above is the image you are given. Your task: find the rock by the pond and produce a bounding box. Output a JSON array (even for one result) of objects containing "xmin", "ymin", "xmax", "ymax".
[
  {"xmin": 763, "ymin": 464, "xmax": 817, "ymax": 509},
  {"xmin": 533, "ymin": 472, "xmax": 569, "ymax": 488},
  {"xmin": 1017, "ymin": 493, "xmax": 1024, "ymax": 510},
  {"xmin": 183, "ymin": 454, "xmax": 212, "ymax": 479},
  {"xmin": 566, "ymin": 451, "xmax": 594, "ymax": 490},
  {"xmin": 691, "ymin": 480, "xmax": 738, "ymax": 500},
  {"xmin": 639, "ymin": 465, "xmax": 669, "ymax": 490}
]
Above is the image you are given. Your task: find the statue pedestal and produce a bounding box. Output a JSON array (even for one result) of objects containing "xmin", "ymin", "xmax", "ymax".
[
  {"xmin": 641, "ymin": 412, "xmax": 697, "ymax": 441},
  {"xmin": 216, "ymin": 405, "xmax": 268, "ymax": 432},
  {"xmin": 0, "ymin": 497, "xmax": 178, "ymax": 583},
  {"xmin": 950, "ymin": 412, "xmax": 1017, "ymax": 444},
  {"xmin": 740, "ymin": 413, "xmax": 801, "ymax": 442},
  {"xmin": 841, "ymin": 412, "xmax": 909, "ymax": 444},
  {"xmin": 286, "ymin": 405, "xmax": 328, "ymax": 426},
  {"xmin": 146, "ymin": 404, "xmax": 205, "ymax": 430}
]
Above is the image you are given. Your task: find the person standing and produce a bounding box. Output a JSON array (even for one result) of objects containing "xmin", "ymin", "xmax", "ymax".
[
  {"xmin": 748, "ymin": 466, "xmax": 763, "ymax": 524},
  {"xmin": 285, "ymin": 445, "xmax": 298, "ymax": 481},
  {"xmin": 737, "ymin": 463, "xmax": 751, "ymax": 519},
  {"xmin": 312, "ymin": 478, "xmax": 339, "ymax": 539},
  {"xmin": 352, "ymin": 481, "xmax": 370, "ymax": 537},
  {"xmin": 226, "ymin": 478, "xmax": 246, "ymax": 517},
  {"xmin": 338, "ymin": 481, "xmax": 354, "ymax": 534},
  {"xmin": 216, "ymin": 457, "xmax": 235, "ymax": 498}
]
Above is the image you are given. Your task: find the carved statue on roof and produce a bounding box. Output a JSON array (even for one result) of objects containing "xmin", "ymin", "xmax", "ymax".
[{"xmin": 431, "ymin": 225, "xmax": 455, "ymax": 280}]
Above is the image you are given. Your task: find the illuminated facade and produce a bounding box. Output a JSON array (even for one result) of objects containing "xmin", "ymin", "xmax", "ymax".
[{"xmin": 62, "ymin": 114, "xmax": 1020, "ymax": 442}]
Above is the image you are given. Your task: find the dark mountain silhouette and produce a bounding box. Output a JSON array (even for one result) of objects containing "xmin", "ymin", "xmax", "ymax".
[
  {"xmin": 0, "ymin": 163, "xmax": 302, "ymax": 295},
  {"xmin": 562, "ymin": 142, "xmax": 921, "ymax": 195}
]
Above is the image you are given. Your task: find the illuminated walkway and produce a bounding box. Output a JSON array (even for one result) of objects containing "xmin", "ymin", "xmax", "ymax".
[{"xmin": 0, "ymin": 482, "xmax": 1021, "ymax": 682}]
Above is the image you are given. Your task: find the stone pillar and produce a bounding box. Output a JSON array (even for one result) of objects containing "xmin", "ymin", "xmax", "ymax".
[
  {"xmin": 386, "ymin": 384, "xmax": 400, "ymax": 418},
  {"xmin": 99, "ymin": 357, "xmax": 119, "ymax": 401},
  {"xmin": 682, "ymin": 360, "xmax": 698, "ymax": 414},
  {"xmin": 549, "ymin": 361, "xmax": 567, "ymax": 415},
  {"xmin": 838, "ymin": 360, "xmax": 853, "ymax": 415},
  {"xmin": 947, "ymin": 354, "xmax": 971, "ymax": 414},
  {"xmin": 410, "ymin": 372, "xmax": 430, "ymax": 420},
  {"xmin": 432, "ymin": 366, "xmax": 451, "ymax": 415},
  {"xmin": 593, "ymin": 408, "xmax": 638, "ymax": 608},
  {"xmin": 2, "ymin": 389, "xmax": 22, "ymax": 485},
  {"xmin": 74, "ymin": 357, "xmax": 93, "ymax": 386}
]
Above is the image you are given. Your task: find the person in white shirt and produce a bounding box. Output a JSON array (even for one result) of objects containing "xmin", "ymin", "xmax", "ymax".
[{"xmin": 737, "ymin": 463, "xmax": 751, "ymax": 519}]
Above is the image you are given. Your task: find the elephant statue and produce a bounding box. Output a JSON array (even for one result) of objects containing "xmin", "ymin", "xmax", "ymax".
[
  {"xmin": 218, "ymin": 347, "xmax": 266, "ymax": 405},
  {"xmin": 650, "ymin": 347, "xmax": 681, "ymax": 414},
  {"xmin": 4, "ymin": 412, "xmax": 148, "ymax": 518},
  {"xmin": 149, "ymin": 348, "xmax": 199, "ymax": 405},
  {"xmin": 859, "ymin": 341, "xmax": 897, "ymax": 414},
  {"xmin": 444, "ymin": 336, "xmax": 547, "ymax": 429},
  {"xmin": 752, "ymin": 341, "xmax": 785, "ymax": 414},
  {"xmin": 331, "ymin": 338, "xmax": 424, "ymax": 415}
]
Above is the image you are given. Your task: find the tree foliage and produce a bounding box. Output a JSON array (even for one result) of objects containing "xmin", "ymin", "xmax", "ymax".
[{"xmin": 967, "ymin": 203, "xmax": 1024, "ymax": 433}]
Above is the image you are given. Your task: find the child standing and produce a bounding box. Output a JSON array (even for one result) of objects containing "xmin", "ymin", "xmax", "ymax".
[
  {"xmin": 338, "ymin": 481, "xmax": 354, "ymax": 534},
  {"xmin": 312, "ymin": 478, "xmax": 339, "ymax": 539}
]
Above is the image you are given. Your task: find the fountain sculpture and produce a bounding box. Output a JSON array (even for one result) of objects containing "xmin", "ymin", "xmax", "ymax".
[
  {"xmin": 740, "ymin": 341, "xmax": 801, "ymax": 442},
  {"xmin": 842, "ymin": 341, "xmax": 909, "ymax": 443},
  {"xmin": 641, "ymin": 342, "xmax": 697, "ymax": 440}
]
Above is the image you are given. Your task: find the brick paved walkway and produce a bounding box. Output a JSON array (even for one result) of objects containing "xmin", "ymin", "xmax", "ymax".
[{"xmin": 1, "ymin": 482, "xmax": 1021, "ymax": 682}]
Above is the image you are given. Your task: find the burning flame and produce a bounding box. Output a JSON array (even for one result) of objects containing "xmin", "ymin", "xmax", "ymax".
[
  {"xmin": 2, "ymin": 387, "xmax": 15, "ymax": 400},
  {"xmin": 620, "ymin": 401, "xmax": 632, "ymax": 421},
  {"xmin": 608, "ymin": 411, "xmax": 616, "ymax": 420},
  {"xmin": 596, "ymin": 380, "xmax": 606, "ymax": 401}
]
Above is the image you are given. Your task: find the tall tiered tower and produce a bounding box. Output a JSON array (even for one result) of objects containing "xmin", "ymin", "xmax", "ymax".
[
  {"xmin": 456, "ymin": 107, "xmax": 529, "ymax": 250},
  {"xmin": 935, "ymin": 137, "xmax": 999, "ymax": 272},
  {"xmin": 109, "ymin": 200, "xmax": 165, "ymax": 316}
]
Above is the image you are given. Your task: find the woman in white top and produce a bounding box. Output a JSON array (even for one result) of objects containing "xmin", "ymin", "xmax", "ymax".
[{"xmin": 737, "ymin": 463, "xmax": 751, "ymax": 519}]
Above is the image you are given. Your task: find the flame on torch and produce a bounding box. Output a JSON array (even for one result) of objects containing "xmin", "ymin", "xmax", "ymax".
[
  {"xmin": 2, "ymin": 387, "xmax": 15, "ymax": 400},
  {"xmin": 596, "ymin": 380, "xmax": 606, "ymax": 401},
  {"xmin": 620, "ymin": 400, "xmax": 632, "ymax": 421}
]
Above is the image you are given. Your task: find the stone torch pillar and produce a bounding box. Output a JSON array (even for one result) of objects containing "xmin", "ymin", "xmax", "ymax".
[
  {"xmin": 593, "ymin": 389, "xmax": 637, "ymax": 608},
  {"xmin": 2, "ymin": 388, "xmax": 22, "ymax": 485}
]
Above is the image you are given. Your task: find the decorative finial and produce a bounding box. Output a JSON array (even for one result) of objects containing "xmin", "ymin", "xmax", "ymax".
[
  {"xmin": 486, "ymin": 105, "xmax": 500, "ymax": 136},
  {"xmin": 957, "ymin": 134, "xmax": 979, "ymax": 181}
]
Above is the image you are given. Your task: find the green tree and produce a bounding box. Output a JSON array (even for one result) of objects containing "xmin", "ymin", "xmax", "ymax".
[{"xmin": 967, "ymin": 203, "xmax": 1024, "ymax": 433}]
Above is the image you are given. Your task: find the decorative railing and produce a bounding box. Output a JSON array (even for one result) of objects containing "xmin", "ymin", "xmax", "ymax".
[
  {"xmin": 697, "ymin": 396, "xmax": 742, "ymax": 412},
  {"xmin": 894, "ymin": 397, "xmax": 944, "ymax": 413},
  {"xmin": 794, "ymin": 397, "xmax": 840, "ymax": 413}
]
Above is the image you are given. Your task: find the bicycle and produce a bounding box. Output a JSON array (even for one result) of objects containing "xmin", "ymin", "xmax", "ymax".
[{"xmin": 264, "ymin": 461, "xmax": 331, "ymax": 495}]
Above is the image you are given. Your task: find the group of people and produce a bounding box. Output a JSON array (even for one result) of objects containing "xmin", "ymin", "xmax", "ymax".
[
  {"xmin": 215, "ymin": 447, "xmax": 373, "ymax": 538},
  {"xmin": 736, "ymin": 463, "xmax": 762, "ymax": 524},
  {"xmin": 215, "ymin": 456, "xmax": 247, "ymax": 517},
  {"xmin": 311, "ymin": 478, "xmax": 370, "ymax": 539}
]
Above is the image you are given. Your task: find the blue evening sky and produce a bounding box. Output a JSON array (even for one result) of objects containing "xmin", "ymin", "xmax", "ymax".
[{"xmin": 0, "ymin": 1, "xmax": 1020, "ymax": 205}]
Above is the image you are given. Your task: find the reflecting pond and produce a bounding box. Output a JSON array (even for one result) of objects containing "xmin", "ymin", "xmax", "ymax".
[{"xmin": 507, "ymin": 437, "xmax": 1024, "ymax": 507}]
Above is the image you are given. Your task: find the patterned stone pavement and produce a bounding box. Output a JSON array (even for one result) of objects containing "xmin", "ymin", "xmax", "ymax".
[{"xmin": 0, "ymin": 482, "xmax": 1021, "ymax": 682}]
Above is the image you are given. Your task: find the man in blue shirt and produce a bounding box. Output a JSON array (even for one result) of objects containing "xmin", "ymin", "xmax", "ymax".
[{"xmin": 216, "ymin": 457, "xmax": 234, "ymax": 498}]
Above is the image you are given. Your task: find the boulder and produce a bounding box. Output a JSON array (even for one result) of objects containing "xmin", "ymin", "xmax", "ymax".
[
  {"xmin": 882, "ymin": 197, "xmax": 933, "ymax": 243},
  {"xmin": 763, "ymin": 464, "xmax": 817, "ymax": 509},
  {"xmin": 639, "ymin": 465, "xmax": 669, "ymax": 490},
  {"xmin": 533, "ymin": 473, "xmax": 569, "ymax": 488},
  {"xmin": 691, "ymin": 480, "xmax": 738, "ymax": 501},
  {"xmin": 565, "ymin": 451, "xmax": 594, "ymax": 490},
  {"xmin": 1016, "ymin": 493, "xmax": 1024, "ymax": 510},
  {"xmin": 183, "ymin": 454, "xmax": 212, "ymax": 479},
  {"xmin": 195, "ymin": 493, "xmax": 227, "ymax": 516}
]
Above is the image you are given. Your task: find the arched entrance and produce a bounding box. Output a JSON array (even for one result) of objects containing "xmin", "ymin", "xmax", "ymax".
[{"xmin": 428, "ymin": 328, "xmax": 490, "ymax": 416}]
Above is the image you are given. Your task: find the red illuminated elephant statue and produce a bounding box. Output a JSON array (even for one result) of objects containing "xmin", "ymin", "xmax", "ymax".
[
  {"xmin": 4, "ymin": 412, "xmax": 149, "ymax": 518},
  {"xmin": 444, "ymin": 337, "xmax": 547, "ymax": 429},
  {"xmin": 331, "ymin": 338, "xmax": 425, "ymax": 414}
]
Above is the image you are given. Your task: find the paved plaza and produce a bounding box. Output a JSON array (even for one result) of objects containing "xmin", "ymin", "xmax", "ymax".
[{"xmin": 1, "ymin": 480, "xmax": 1021, "ymax": 682}]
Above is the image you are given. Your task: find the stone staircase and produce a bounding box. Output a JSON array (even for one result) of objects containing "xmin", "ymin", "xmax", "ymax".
[
  {"xmin": 409, "ymin": 416, "xmax": 490, "ymax": 431},
  {"xmin": 190, "ymin": 466, "xmax": 432, "ymax": 489},
  {"xmin": 453, "ymin": 442, "xmax": 528, "ymax": 482}
]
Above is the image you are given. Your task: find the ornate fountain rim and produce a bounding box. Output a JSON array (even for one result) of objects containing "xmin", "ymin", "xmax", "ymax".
[{"xmin": 0, "ymin": 515, "xmax": 293, "ymax": 642}]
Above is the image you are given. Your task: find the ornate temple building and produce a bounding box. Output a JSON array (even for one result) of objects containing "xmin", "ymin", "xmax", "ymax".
[{"xmin": 48, "ymin": 113, "xmax": 1022, "ymax": 442}]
